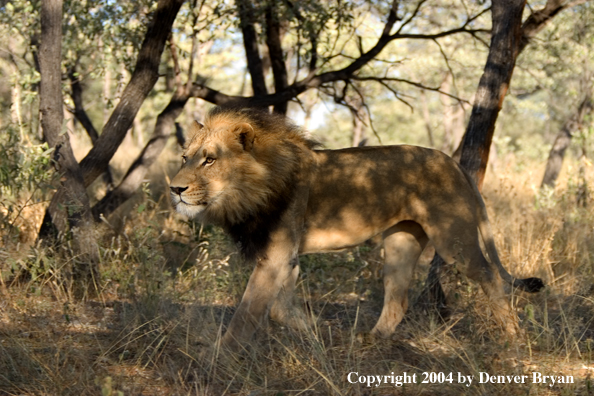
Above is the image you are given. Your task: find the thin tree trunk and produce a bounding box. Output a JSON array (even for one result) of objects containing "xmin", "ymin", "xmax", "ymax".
[
  {"xmin": 265, "ymin": 4, "xmax": 289, "ymax": 114},
  {"xmin": 39, "ymin": 0, "xmax": 99, "ymax": 291},
  {"xmin": 420, "ymin": 90, "xmax": 435, "ymax": 147},
  {"xmin": 237, "ymin": 0, "xmax": 267, "ymax": 98},
  {"xmin": 541, "ymin": 97, "xmax": 594, "ymax": 188},
  {"xmin": 68, "ymin": 65, "xmax": 99, "ymax": 143},
  {"xmin": 351, "ymin": 112, "xmax": 365, "ymax": 147}
]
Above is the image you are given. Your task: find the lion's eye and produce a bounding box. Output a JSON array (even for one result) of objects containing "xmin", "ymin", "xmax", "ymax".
[
  {"xmin": 203, "ymin": 157, "xmax": 215, "ymax": 166},
  {"xmin": 181, "ymin": 155, "xmax": 187, "ymax": 164}
]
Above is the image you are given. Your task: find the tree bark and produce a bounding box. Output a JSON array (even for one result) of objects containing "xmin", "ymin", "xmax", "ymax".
[
  {"xmin": 541, "ymin": 96, "xmax": 594, "ymax": 188},
  {"xmin": 459, "ymin": 0, "xmax": 526, "ymax": 188},
  {"xmin": 92, "ymin": 86, "xmax": 191, "ymax": 220},
  {"xmin": 237, "ymin": 0, "xmax": 267, "ymax": 98},
  {"xmin": 39, "ymin": 0, "xmax": 99, "ymax": 289},
  {"xmin": 265, "ymin": 4, "xmax": 289, "ymax": 114}
]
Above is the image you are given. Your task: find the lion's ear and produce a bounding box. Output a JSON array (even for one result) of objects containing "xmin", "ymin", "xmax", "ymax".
[
  {"xmin": 235, "ymin": 122, "xmax": 255, "ymax": 151},
  {"xmin": 185, "ymin": 120, "xmax": 204, "ymax": 142},
  {"xmin": 190, "ymin": 121, "xmax": 204, "ymax": 134}
]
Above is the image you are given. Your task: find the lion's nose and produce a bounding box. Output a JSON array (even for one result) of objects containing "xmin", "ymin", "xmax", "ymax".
[{"xmin": 170, "ymin": 186, "xmax": 188, "ymax": 195}]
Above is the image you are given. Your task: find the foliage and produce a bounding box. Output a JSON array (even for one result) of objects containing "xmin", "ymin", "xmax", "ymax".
[{"xmin": 0, "ymin": 124, "xmax": 55, "ymax": 245}]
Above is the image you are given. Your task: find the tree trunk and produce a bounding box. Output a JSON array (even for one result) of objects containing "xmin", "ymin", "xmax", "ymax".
[
  {"xmin": 68, "ymin": 65, "xmax": 99, "ymax": 143},
  {"xmin": 459, "ymin": 0, "xmax": 526, "ymax": 188},
  {"xmin": 39, "ymin": 0, "xmax": 99, "ymax": 292},
  {"xmin": 541, "ymin": 96, "xmax": 594, "ymax": 188},
  {"xmin": 92, "ymin": 87, "xmax": 190, "ymax": 220},
  {"xmin": 237, "ymin": 0, "xmax": 267, "ymax": 98},
  {"xmin": 265, "ymin": 4, "xmax": 289, "ymax": 114},
  {"xmin": 39, "ymin": 0, "xmax": 184, "ymax": 243}
]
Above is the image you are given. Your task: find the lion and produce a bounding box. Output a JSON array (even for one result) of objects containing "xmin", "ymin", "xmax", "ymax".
[{"xmin": 170, "ymin": 107, "xmax": 544, "ymax": 350}]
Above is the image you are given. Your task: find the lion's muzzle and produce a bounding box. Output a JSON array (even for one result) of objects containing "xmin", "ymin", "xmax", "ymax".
[{"xmin": 170, "ymin": 185, "xmax": 188, "ymax": 196}]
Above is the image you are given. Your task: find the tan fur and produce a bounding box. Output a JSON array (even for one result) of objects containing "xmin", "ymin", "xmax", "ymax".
[{"xmin": 170, "ymin": 107, "xmax": 543, "ymax": 350}]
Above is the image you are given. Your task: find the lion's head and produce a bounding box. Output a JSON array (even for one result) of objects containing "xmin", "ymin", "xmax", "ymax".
[{"xmin": 170, "ymin": 107, "xmax": 317, "ymax": 229}]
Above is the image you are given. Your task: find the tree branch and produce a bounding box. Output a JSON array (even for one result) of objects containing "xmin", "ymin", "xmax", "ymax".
[
  {"xmin": 519, "ymin": 0, "xmax": 588, "ymax": 52},
  {"xmin": 77, "ymin": 0, "xmax": 185, "ymax": 187},
  {"xmin": 351, "ymin": 76, "xmax": 470, "ymax": 104},
  {"xmin": 68, "ymin": 64, "xmax": 99, "ymax": 143},
  {"xmin": 189, "ymin": 3, "xmax": 491, "ymax": 109}
]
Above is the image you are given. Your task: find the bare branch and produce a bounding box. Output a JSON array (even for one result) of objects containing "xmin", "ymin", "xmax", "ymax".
[
  {"xmin": 351, "ymin": 76, "xmax": 470, "ymax": 104},
  {"xmin": 394, "ymin": 0, "xmax": 428, "ymax": 35},
  {"xmin": 520, "ymin": 0, "xmax": 588, "ymax": 52},
  {"xmin": 68, "ymin": 64, "xmax": 99, "ymax": 143},
  {"xmin": 348, "ymin": 82, "xmax": 383, "ymax": 145},
  {"xmin": 189, "ymin": 4, "xmax": 492, "ymax": 110}
]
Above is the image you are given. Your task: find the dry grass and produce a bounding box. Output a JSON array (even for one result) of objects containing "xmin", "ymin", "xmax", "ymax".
[{"xmin": 1, "ymin": 150, "xmax": 593, "ymax": 396}]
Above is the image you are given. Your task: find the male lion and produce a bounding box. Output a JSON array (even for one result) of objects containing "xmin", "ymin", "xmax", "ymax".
[{"xmin": 170, "ymin": 107, "xmax": 544, "ymax": 350}]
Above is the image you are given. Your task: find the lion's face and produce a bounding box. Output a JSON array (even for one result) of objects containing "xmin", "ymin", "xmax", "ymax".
[{"xmin": 170, "ymin": 120, "xmax": 268, "ymax": 224}]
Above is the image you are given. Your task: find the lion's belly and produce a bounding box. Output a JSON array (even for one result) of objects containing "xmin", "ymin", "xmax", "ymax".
[
  {"xmin": 299, "ymin": 207, "xmax": 396, "ymax": 253},
  {"xmin": 299, "ymin": 227, "xmax": 379, "ymax": 253}
]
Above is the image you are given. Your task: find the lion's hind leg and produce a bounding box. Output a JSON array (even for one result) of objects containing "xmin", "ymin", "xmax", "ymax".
[
  {"xmin": 427, "ymin": 224, "xmax": 520, "ymax": 336},
  {"xmin": 371, "ymin": 221, "xmax": 428, "ymax": 338}
]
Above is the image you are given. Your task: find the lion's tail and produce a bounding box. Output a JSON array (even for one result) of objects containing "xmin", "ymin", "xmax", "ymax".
[{"xmin": 459, "ymin": 166, "xmax": 545, "ymax": 293}]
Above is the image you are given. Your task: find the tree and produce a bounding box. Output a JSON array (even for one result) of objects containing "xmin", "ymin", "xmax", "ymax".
[
  {"xmin": 38, "ymin": 0, "xmax": 99, "ymax": 291},
  {"xmin": 537, "ymin": 3, "xmax": 594, "ymax": 188},
  {"xmin": 541, "ymin": 93, "xmax": 593, "ymax": 188},
  {"xmin": 423, "ymin": 0, "xmax": 590, "ymax": 312},
  {"xmin": 38, "ymin": 0, "xmax": 186, "ymax": 239}
]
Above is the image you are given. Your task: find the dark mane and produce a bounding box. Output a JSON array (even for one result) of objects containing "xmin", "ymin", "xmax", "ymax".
[{"xmin": 204, "ymin": 107, "xmax": 317, "ymax": 261}]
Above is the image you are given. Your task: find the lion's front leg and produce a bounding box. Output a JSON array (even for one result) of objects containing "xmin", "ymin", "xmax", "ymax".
[
  {"xmin": 221, "ymin": 230, "xmax": 299, "ymax": 351},
  {"xmin": 270, "ymin": 261, "xmax": 312, "ymax": 330}
]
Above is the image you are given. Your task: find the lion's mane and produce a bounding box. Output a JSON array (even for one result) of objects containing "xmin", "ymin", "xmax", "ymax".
[{"xmin": 192, "ymin": 107, "xmax": 318, "ymax": 259}]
